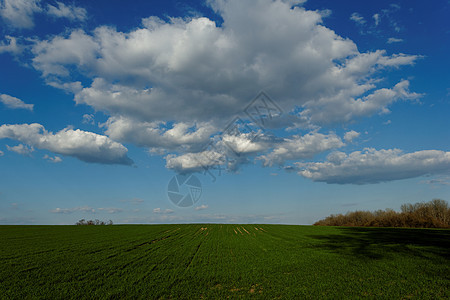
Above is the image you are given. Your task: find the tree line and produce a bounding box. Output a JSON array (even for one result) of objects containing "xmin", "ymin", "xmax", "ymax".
[
  {"xmin": 75, "ymin": 219, "xmax": 113, "ymax": 225},
  {"xmin": 314, "ymin": 199, "xmax": 450, "ymax": 228}
]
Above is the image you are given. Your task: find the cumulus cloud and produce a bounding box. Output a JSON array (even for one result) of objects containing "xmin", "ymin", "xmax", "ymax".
[
  {"xmin": 0, "ymin": 123, "xmax": 133, "ymax": 165},
  {"xmin": 153, "ymin": 208, "xmax": 174, "ymax": 214},
  {"xmin": 18, "ymin": 0, "xmax": 426, "ymax": 176},
  {"xmin": 43, "ymin": 154, "xmax": 62, "ymax": 163},
  {"xmin": 0, "ymin": 0, "xmax": 41, "ymax": 29},
  {"xmin": 32, "ymin": 29, "xmax": 98, "ymax": 77},
  {"xmin": 31, "ymin": 0, "xmax": 419, "ymax": 127},
  {"xmin": 165, "ymin": 150, "xmax": 225, "ymax": 173},
  {"xmin": 0, "ymin": 150, "xmax": 3, "ymax": 156},
  {"xmin": 259, "ymin": 132, "xmax": 344, "ymax": 166},
  {"xmin": 0, "ymin": 94, "xmax": 33, "ymax": 110},
  {"xmin": 164, "ymin": 129, "xmax": 276, "ymax": 173},
  {"xmin": 50, "ymin": 206, "xmax": 95, "ymax": 214},
  {"xmin": 296, "ymin": 148, "xmax": 450, "ymax": 184},
  {"xmin": 6, "ymin": 144, "xmax": 33, "ymax": 156},
  {"xmin": 301, "ymin": 80, "xmax": 422, "ymax": 124},
  {"xmin": 344, "ymin": 130, "xmax": 360, "ymax": 143},
  {"xmin": 47, "ymin": 2, "xmax": 86, "ymax": 22},
  {"xmin": 104, "ymin": 117, "xmax": 216, "ymax": 153}
]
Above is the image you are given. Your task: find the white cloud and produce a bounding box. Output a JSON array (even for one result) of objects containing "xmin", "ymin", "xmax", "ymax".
[
  {"xmin": 50, "ymin": 206, "xmax": 95, "ymax": 214},
  {"xmin": 350, "ymin": 12, "xmax": 366, "ymax": 25},
  {"xmin": 82, "ymin": 114, "xmax": 95, "ymax": 125},
  {"xmin": 0, "ymin": 94, "xmax": 33, "ymax": 110},
  {"xmin": 373, "ymin": 13, "xmax": 380, "ymax": 26},
  {"xmin": 43, "ymin": 154, "xmax": 62, "ymax": 163},
  {"xmin": 221, "ymin": 132, "xmax": 269, "ymax": 155},
  {"xmin": 153, "ymin": 208, "xmax": 174, "ymax": 214},
  {"xmin": 165, "ymin": 150, "xmax": 225, "ymax": 173},
  {"xmin": 259, "ymin": 132, "xmax": 344, "ymax": 166},
  {"xmin": 195, "ymin": 204, "xmax": 209, "ymax": 211},
  {"xmin": 51, "ymin": 206, "xmax": 122, "ymax": 214},
  {"xmin": 22, "ymin": 0, "xmax": 425, "ymax": 173},
  {"xmin": 32, "ymin": 29, "xmax": 99, "ymax": 77},
  {"xmin": 0, "ymin": 36, "xmax": 22, "ymax": 55},
  {"xmin": 104, "ymin": 117, "xmax": 216, "ymax": 152},
  {"xmin": 302, "ymin": 80, "xmax": 421, "ymax": 124},
  {"xmin": 0, "ymin": 123, "xmax": 133, "ymax": 165},
  {"xmin": 31, "ymin": 0, "xmax": 419, "ymax": 127},
  {"xmin": 344, "ymin": 130, "xmax": 360, "ymax": 143},
  {"xmin": 0, "ymin": 0, "xmax": 41, "ymax": 29},
  {"xmin": 97, "ymin": 207, "xmax": 123, "ymax": 214},
  {"xmin": 47, "ymin": 2, "xmax": 86, "ymax": 22},
  {"xmin": 296, "ymin": 148, "xmax": 450, "ymax": 184},
  {"xmin": 387, "ymin": 37, "xmax": 403, "ymax": 44},
  {"xmin": 6, "ymin": 144, "xmax": 34, "ymax": 156},
  {"xmin": 0, "ymin": 150, "xmax": 4, "ymax": 156}
]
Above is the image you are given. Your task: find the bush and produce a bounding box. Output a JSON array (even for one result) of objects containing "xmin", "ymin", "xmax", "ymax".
[
  {"xmin": 75, "ymin": 219, "xmax": 113, "ymax": 225},
  {"xmin": 314, "ymin": 199, "xmax": 450, "ymax": 228}
]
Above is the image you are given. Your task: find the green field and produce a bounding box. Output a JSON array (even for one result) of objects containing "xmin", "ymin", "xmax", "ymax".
[{"xmin": 1, "ymin": 224, "xmax": 449, "ymax": 299}]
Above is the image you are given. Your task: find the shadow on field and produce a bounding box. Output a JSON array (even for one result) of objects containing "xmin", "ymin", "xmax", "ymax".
[{"xmin": 308, "ymin": 227, "xmax": 450, "ymax": 260}]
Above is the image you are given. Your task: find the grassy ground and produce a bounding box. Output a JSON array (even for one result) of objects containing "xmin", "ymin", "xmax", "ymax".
[{"xmin": 0, "ymin": 224, "xmax": 449, "ymax": 299}]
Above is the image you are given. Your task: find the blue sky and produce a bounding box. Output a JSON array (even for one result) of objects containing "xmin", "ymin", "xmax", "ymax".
[{"xmin": 0, "ymin": 0, "xmax": 449, "ymax": 225}]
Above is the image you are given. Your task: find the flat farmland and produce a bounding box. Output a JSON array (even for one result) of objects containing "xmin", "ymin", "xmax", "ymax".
[{"xmin": 0, "ymin": 224, "xmax": 449, "ymax": 299}]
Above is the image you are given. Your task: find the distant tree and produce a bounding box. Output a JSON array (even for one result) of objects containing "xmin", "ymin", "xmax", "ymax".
[
  {"xmin": 75, "ymin": 219, "xmax": 113, "ymax": 225},
  {"xmin": 75, "ymin": 219, "xmax": 86, "ymax": 225},
  {"xmin": 314, "ymin": 199, "xmax": 450, "ymax": 228}
]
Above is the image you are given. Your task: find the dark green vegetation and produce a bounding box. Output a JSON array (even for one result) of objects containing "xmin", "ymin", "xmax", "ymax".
[
  {"xmin": 315, "ymin": 199, "xmax": 450, "ymax": 228},
  {"xmin": 1, "ymin": 225, "xmax": 449, "ymax": 299}
]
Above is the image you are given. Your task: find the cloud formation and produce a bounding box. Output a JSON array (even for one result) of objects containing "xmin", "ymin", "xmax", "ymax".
[
  {"xmin": 43, "ymin": 154, "xmax": 62, "ymax": 163},
  {"xmin": 31, "ymin": 0, "xmax": 419, "ymax": 129},
  {"xmin": 0, "ymin": 123, "xmax": 133, "ymax": 165},
  {"xmin": 0, "ymin": 94, "xmax": 33, "ymax": 110},
  {"xmin": 97, "ymin": 207, "xmax": 123, "ymax": 214},
  {"xmin": 195, "ymin": 204, "xmax": 208, "ymax": 211},
  {"xmin": 153, "ymin": 208, "xmax": 174, "ymax": 214},
  {"xmin": 6, "ymin": 143, "xmax": 33, "ymax": 156},
  {"xmin": 350, "ymin": 12, "xmax": 366, "ymax": 25},
  {"xmin": 0, "ymin": 0, "xmax": 87, "ymax": 29},
  {"xmin": 259, "ymin": 132, "xmax": 344, "ymax": 166},
  {"xmin": 296, "ymin": 148, "xmax": 450, "ymax": 184},
  {"xmin": 343, "ymin": 130, "xmax": 360, "ymax": 143},
  {"xmin": 0, "ymin": 0, "xmax": 41, "ymax": 29},
  {"xmin": 387, "ymin": 37, "xmax": 403, "ymax": 44},
  {"xmin": 47, "ymin": 1, "xmax": 86, "ymax": 22},
  {"xmin": 50, "ymin": 206, "xmax": 96, "ymax": 214},
  {"xmin": 0, "ymin": 36, "xmax": 22, "ymax": 54},
  {"xmin": 2, "ymin": 0, "xmax": 435, "ymax": 185}
]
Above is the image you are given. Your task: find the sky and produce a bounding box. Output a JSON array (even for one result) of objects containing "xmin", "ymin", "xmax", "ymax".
[{"xmin": 0, "ymin": 0, "xmax": 449, "ymax": 225}]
